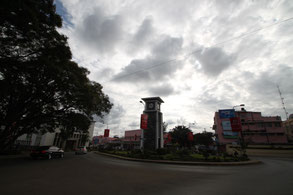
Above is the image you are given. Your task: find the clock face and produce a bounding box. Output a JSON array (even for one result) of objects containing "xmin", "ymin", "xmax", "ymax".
[{"xmin": 148, "ymin": 103, "xmax": 154, "ymax": 109}]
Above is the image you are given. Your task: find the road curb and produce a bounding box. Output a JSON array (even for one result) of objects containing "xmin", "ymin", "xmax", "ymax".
[{"xmin": 95, "ymin": 151, "xmax": 262, "ymax": 166}]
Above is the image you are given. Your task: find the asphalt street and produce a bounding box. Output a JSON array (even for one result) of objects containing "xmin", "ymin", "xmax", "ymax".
[{"xmin": 0, "ymin": 152, "xmax": 293, "ymax": 195}]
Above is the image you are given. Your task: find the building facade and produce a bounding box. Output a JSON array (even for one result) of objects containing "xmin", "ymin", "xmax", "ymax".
[
  {"xmin": 283, "ymin": 114, "xmax": 293, "ymax": 143},
  {"xmin": 213, "ymin": 109, "xmax": 288, "ymax": 145},
  {"xmin": 15, "ymin": 122, "xmax": 95, "ymax": 150},
  {"xmin": 141, "ymin": 97, "xmax": 164, "ymax": 150},
  {"xmin": 123, "ymin": 129, "xmax": 142, "ymax": 150}
]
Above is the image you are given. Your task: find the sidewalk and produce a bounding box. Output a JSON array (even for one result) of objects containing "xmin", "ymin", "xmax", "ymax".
[
  {"xmin": 0, "ymin": 152, "xmax": 30, "ymax": 160},
  {"xmin": 95, "ymin": 151, "xmax": 262, "ymax": 166}
]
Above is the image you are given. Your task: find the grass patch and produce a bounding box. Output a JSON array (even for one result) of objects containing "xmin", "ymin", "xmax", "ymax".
[{"xmin": 100, "ymin": 149, "xmax": 249, "ymax": 162}]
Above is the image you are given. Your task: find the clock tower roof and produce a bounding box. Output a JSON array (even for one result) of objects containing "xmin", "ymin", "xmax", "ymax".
[{"xmin": 141, "ymin": 97, "xmax": 164, "ymax": 103}]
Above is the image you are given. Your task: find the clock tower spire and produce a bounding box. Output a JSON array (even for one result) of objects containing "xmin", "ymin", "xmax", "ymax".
[{"xmin": 141, "ymin": 97, "xmax": 164, "ymax": 150}]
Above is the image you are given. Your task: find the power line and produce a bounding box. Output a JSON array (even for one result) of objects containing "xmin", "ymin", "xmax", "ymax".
[
  {"xmin": 105, "ymin": 16, "xmax": 293, "ymax": 83},
  {"xmin": 109, "ymin": 59, "xmax": 177, "ymax": 82}
]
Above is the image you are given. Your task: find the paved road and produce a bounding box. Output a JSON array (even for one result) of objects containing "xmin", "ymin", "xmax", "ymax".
[{"xmin": 0, "ymin": 152, "xmax": 293, "ymax": 195}]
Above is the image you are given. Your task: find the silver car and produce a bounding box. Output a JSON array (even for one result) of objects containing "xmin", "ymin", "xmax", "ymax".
[{"xmin": 75, "ymin": 146, "xmax": 87, "ymax": 154}]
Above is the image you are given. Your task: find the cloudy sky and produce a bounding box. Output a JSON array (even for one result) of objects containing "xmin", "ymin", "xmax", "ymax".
[{"xmin": 55, "ymin": 0, "xmax": 293, "ymax": 137}]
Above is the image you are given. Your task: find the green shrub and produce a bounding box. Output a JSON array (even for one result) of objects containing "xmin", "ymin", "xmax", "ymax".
[
  {"xmin": 156, "ymin": 148, "xmax": 169, "ymax": 155},
  {"xmin": 176, "ymin": 149, "xmax": 191, "ymax": 156},
  {"xmin": 163, "ymin": 154, "xmax": 177, "ymax": 160}
]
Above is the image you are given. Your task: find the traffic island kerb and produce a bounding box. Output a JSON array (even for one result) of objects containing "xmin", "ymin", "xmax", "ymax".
[{"xmin": 95, "ymin": 151, "xmax": 262, "ymax": 166}]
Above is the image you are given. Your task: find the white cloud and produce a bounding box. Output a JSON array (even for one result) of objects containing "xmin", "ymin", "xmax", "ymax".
[{"xmin": 57, "ymin": 0, "xmax": 293, "ymax": 135}]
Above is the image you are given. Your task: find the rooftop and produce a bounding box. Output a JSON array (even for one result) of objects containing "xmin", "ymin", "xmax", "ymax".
[{"xmin": 141, "ymin": 97, "xmax": 164, "ymax": 103}]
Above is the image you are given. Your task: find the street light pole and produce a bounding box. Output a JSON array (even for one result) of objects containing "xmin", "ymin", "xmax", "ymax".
[{"xmin": 139, "ymin": 101, "xmax": 145, "ymax": 151}]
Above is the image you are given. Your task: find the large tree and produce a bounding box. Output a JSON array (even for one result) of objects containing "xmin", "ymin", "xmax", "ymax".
[
  {"xmin": 169, "ymin": 125, "xmax": 192, "ymax": 147},
  {"xmin": 193, "ymin": 132, "xmax": 214, "ymax": 146},
  {"xmin": 0, "ymin": 0, "xmax": 112, "ymax": 152}
]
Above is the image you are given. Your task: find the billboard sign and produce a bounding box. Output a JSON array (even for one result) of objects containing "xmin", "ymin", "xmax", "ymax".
[
  {"xmin": 222, "ymin": 120, "xmax": 232, "ymax": 130},
  {"xmin": 230, "ymin": 117, "xmax": 242, "ymax": 132},
  {"xmin": 93, "ymin": 137, "xmax": 99, "ymax": 145},
  {"xmin": 104, "ymin": 129, "xmax": 110, "ymax": 137},
  {"xmin": 168, "ymin": 134, "xmax": 172, "ymax": 142},
  {"xmin": 187, "ymin": 132, "xmax": 194, "ymax": 141},
  {"xmin": 223, "ymin": 131, "xmax": 238, "ymax": 136},
  {"xmin": 219, "ymin": 109, "xmax": 235, "ymax": 119},
  {"xmin": 140, "ymin": 114, "xmax": 148, "ymax": 129}
]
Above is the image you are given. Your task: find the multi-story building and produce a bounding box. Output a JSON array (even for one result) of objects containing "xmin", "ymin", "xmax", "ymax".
[
  {"xmin": 283, "ymin": 114, "xmax": 293, "ymax": 143},
  {"xmin": 213, "ymin": 108, "xmax": 288, "ymax": 145},
  {"xmin": 123, "ymin": 129, "xmax": 142, "ymax": 150},
  {"xmin": 15, "ymin": 122, "xmax": 95, "ymax": 150},
  {"xmin": 92, "ymin": 135, "xmax": 121, "ymax": 147}
]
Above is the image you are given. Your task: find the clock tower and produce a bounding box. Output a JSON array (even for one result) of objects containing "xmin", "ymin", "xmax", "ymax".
[{"xmin": 141, "ymin": 97, "xmax": 164, "ymax": 150}]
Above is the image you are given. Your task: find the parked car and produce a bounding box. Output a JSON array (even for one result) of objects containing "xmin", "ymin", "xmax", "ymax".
[
  {"xmin": 30, "ymin": 146, "xmax": 64, "ymax": 159},
  {"xmin": 75, "ymin": 146, "xmax": 87, "ymax": 155}
]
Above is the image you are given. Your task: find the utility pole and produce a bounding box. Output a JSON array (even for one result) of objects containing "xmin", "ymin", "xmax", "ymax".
[{"xmin": 277, "ymin": 85, "xmax": 289, "ymax": 120}]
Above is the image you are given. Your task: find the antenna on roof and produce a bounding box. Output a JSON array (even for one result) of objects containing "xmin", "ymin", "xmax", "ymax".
[{"xmin": 277, "ymin": 84, "xmax": 289, "ymax": 120}]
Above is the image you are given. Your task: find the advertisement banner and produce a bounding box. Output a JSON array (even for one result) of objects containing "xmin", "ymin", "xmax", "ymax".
[
  {"xmin": 223, "ymin": 131, "xmax": 238, "ymax": 136},
  {"xmin": 93, "ymin": 137, "xmax": 99, "ymax": 145},
  {"xmin": 140, "ymin": 114, "xmax": 148, "ymax": 129},
  {"xmin": 187, "ymin": 132, "xmax": 194, "ymax": 141},
  {"xmin": 104, "ymin": 129, "xmax": 110, "ymax": 137},
  {"xmin": 219, "ymin": 109, "xmax": 235, "ymax": 119},
  {"xmin": 168, "ymin": 133, "xmax": 172, "ymax": 142},
  {"xmin": 230, "ymin": 117, "xmax": 242, "ymax": 132},
  {"xmin": 222, "ymin": 120, "xmax": 232, "ymax": 130}
]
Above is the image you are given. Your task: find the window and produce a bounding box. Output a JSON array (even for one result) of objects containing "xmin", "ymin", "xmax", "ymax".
[
  {"xmin": 257, "ymin": 123, "xmax": 264, "ymax": 128},
  {"xmin": 274, "ymin": 122, "xmax": 281, "ymax": 127},
  {"xmin": 266, "ymin": 123, "xmax": 272, "ymax": 127}
]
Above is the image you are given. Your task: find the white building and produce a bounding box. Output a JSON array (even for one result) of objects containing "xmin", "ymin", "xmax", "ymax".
[{"xmin": 15, "ymin": 122, "xmax": 95, "ymax": 151}]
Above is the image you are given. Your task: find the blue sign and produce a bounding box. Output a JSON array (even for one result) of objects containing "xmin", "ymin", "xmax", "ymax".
[
  {"xmin": 93, "ymin": 137, "xmax": 99, "ymax": 144},
  {"xmin": 219, "ymin": 109, "xmax": 235, "ymax": 118},
  {"xmin": 222, "ymin": 121, "xmax": 232, "ymax": 130},
  {"xmin": 223, "ymin": 131, "xmax": 238, "ymax": 136}
]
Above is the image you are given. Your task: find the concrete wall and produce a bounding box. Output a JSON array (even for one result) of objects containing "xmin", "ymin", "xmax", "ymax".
[{"xmin": 39, "ymin": 132, "xmax": 55, "ymax": 146}]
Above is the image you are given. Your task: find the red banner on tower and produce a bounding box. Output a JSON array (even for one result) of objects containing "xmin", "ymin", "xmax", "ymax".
[
  {"xmin": 230, "ymin": 117, "xmax": 242, "ymax": 132},
  {"xmin": 140, "ymin": 114, "xmax": 148, "ymax": 129},
  {"xmin": 187, "ymin": 132, "xmax": 194, "ymax": 141},
  {"xmin": 168, "ymin": 134, "xmax": 172, "ymax": 142},
  {"xmin": 104, "ymin": 129, "xmax": 110, "ymax": 137}
]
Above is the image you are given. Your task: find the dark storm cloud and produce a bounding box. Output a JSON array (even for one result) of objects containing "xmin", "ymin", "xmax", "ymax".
[
  {"xmin": 166, "ymin": 119, "xmax": 176, "ymax": 126},
  {"xmin": 133, "ymin": 18, "xmax": 154, "ymax": 46},
  {"xmin": 128, "ymin": 121, "xmax": 140, "ymax": 128},
  {"xmin": 76, "ymin": 7, "xmax": 124, "ymax": 54},
  {"xmin": 228, "ymin": 64, "xmax": 293, "ymax": 119},
  {"xmin": 94, "ymin": 103, "xmax": 126, "ymax": 128},
  {"xmin": 197, "ymin": 91, "xmax": 232, "ymax": 109},
  {"xmin": 148, "ymin": 83, "xmax": 176, "ymax": 97},
  {"xmin": 247, "ymin": 65, "xmax": 293, "ymax": 99},
  {"xmin": 93, "ymin": 68, "xmax": 114, "ymax": 81},
  {"xmin": 113, "ymin": 36, "xmax": 183, "ymax": 82},
  {"xmin": 195, "ymin": 47, "xmax": 237, "ymax": 77}
]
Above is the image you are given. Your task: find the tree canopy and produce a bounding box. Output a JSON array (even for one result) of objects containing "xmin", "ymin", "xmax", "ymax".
[
  {"xmin": 169, "ymin": 125, "xmax": 192, "ymax": 147},
  {"xmin": 0, "ymin": 0, "xmax": 112, "ymax": 152},
  {"xmin": 193, "ymin": 132, "xmax": 214, "ymax": 146}
]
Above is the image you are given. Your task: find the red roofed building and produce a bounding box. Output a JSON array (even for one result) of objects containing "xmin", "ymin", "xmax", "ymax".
[{"xmin": 92, "ymin": 135, "xmax": 121, "ymax": 149}]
